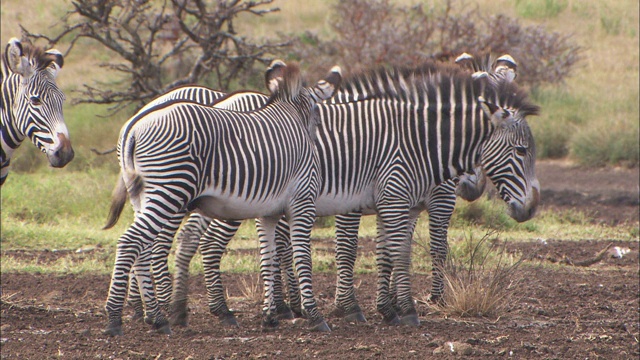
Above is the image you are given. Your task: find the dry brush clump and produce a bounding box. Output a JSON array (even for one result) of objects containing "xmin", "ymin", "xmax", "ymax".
[
  {"xmin": 438, "ymin": 231, "xmax": 528, "ymax": 318},
  {"xmin": 290, "ymin": 0, "xmax": 581, "ymax": 89}
]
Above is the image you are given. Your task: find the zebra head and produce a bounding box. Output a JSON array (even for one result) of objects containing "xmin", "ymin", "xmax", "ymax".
[
  {"xmin": 3, "ymin": 38, "xmax": 73, "ymax": 168},
  {"xmin": 477, "ymin": 90, "xmax": 540, "ymax": 223},
  {"xmin": 265, "ymin": 60, "xmax": 342, "ymax": 138},
  {"xmin": 453, "ymin": 52, "xmax": 519, "ymax": 202}
]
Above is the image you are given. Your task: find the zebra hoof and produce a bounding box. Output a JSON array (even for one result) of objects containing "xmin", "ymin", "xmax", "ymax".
[
  {"xmin": 170, "ymin": 310, "xmax": 189, "ymax": 327},
  {"xmin": 154, "ymin": 323, "xmax": 172, "ymax": 335},
  {"xmin": 276, "ymin": 308, "xmax": 295, "ymax": 320},
  {"xmin": 103, "ymin": 323, "xmax": 123, "ymax": 337},
  {"xmin": 308, "ymin": 319, "xmax": 331, "ymax": 332},
  {"xmin": 382, "ymin": 314, "xmax": 401, "ymax": 326},
  {"xmin": 262, "ymin": 316, "xmax": 279, "ymax": 329},
  {"xmin": 400, "ymin": 313, "xmax": 420, "ymax": 327},
  {"xmin": 219, "ymin": 313, "xmax": 239, "ymax": 327},
  {"xmin": 344, "ymin": 311, "xmax": 367, "ymax": 323},
  {"xmin": 144, "ymin": 315, "xmax": 154, "ymax": 325},
  {"xmin": 130, "ymin": 311, "xmax": 145, "ymax": 322}
]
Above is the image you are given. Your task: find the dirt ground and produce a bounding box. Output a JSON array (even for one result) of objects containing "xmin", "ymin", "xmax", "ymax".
[{"xmin": 1, "ymin": 160, "xmax": 639, "ymax": 359}]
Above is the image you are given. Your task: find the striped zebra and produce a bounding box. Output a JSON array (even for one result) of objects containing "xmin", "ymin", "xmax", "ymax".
[
  {"xmin": 165, "ymin": 53, "xmax": 539, "ymax": 324},
  {"xmin": 102, "ymin": 60, "xmax": 342, "ymax": 336},
  {"xmin": 1, "ymin": 38, "xmax": 73, "ymax": 185},
  {"xmin": 127, "ymin": 54, "xmax": 510, "ymax": 326},
  {"xmin": 125, "ymin": 88, "xmax": 268, "ymax": 324}
]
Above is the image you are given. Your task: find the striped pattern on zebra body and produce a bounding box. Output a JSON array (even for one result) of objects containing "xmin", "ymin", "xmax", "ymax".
[
  {"xmin": 162, "ymin": 52, "xmax": 536, "ymax": 326},
  {"xmin": 102, "ymin": 60, "xmax": 342, "ymax": 336},
  {"xmin": 1, "ymin": 38, "xmax": 73, "ymax": 186}
]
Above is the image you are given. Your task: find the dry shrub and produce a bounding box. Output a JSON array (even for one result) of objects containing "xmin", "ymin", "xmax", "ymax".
[
  {"xmin": 291, "ymin": 0, "xmax": 581, "ymax": 89},
  {"xmin": 238, "ymin": 274, "xmax": 263, "ymax": 305},
  {"xmin": 439, "ymin": 231, "xmax": 526, "ymax": 317}
]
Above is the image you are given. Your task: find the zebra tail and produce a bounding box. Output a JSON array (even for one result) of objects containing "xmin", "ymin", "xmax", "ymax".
[{"xmin": 103, "ymin": 172, "xmax": 144, "ymax": 230}]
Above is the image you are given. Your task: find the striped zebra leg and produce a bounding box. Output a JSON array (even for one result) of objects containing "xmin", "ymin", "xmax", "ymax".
[
  {"xmin": 256, "ymin": 216, "xmax": 282, "ymax": 328},
  {"xmin": 126, "ymin": 269, "xmax": 145, "ymax": 322},
  {"xmin": 389, "ymin": 216, "xmax": 418, "ymax": 314},
  {"xmin": 170, "ymin": 213, "xmax": 217, "ymax": 327},
  {"xmin": 374, "ymin": 214, "xmax": 399, "ymax": 324},
  {"xmin": 426, "ymin": 184, "xmax": 457, "ymax": 304},
  {"xmin": 285, "ymin": 198, "xmax": 328, "ymax": 331},
  {"xmin": 332, "ymin": 213, "xmax": 367, "ymax": 323},
  {"xmin": 131, "ymin": 244, "xmax": 169, "ymax": 332},
  {"xmin": 199, "ymin": 219, "xmax": 243, "ymax": 326},
  {"xmin": 273, "ymin": 218, "xmax": 302, "ymax": 319},
  {"xmin": 104, "ymin": 213, "xmax": 170, "ymax": 336},
  {"xmin": 150, "ymin": 215, "xmax": 184, "ymax": 312}
]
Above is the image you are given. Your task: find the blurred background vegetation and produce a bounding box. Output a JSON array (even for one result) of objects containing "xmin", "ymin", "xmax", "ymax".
[{"xmin": 1, "ymin": 0, "xmax": 638, "ymax": 273}]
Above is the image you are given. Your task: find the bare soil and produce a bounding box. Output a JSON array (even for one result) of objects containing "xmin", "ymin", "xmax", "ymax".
[{"xmin": 1, "ymin": 160, "xmax": 639, "ymax": 359}]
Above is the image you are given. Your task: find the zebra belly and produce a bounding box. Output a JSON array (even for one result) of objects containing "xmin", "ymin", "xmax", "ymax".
[
  {"xmin": 315, "ymin": 191, "xmax": 376, "ymax": 217},
  {"xmin": 189, "ymin": 195, "xmax": 286, "ymax": 221}
]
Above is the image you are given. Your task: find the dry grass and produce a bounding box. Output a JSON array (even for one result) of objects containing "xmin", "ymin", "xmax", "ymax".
[{"xmin": 438, "ymin": 232, "xmax": 529, "ymax": 318}]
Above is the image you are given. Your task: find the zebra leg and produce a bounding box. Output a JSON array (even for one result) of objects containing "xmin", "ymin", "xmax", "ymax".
[
  {"xmin": 394, "ymin": 212, "xmax": 420, "ymax": 325},
  {"xmin": 256, "ymin": 216, "xmax": 282, "ymax": 328},
  {"xmin": 132, "ymin": 244, "xmax": 171, "ymax": 333},
  {"xmin": 151, "ymin": 214, "xmax": 184, "ymax": 314},
  {"xmin": 287, "ymin": 201, "xmax": 329, "ymax": 332},
  {"xmin": 374, "ymin": 215, "xmax": 399, "ymax": 325},
  {"xmin": 274, "ymin": 217, "xmax": 302, "ymax": 319},
  {"xmin": 332, "ymin": 212, "xmax": 367, "ymax": 323},
  {"xmin": 104, "ymin": 213, "xmax": 164, "ymax": 336},
  {"xmin": 126, "ymin": 269, "xmax": 145, "ymax": 322},
  {"xmin": 426, "ymin": 187, "xmax": 457, "ymax": 304},
  {"xmin": 389, "ymin": 216, "xmax": 418, "ymax": 315},
  {"xmin": 170, "ymin": 212, "xmax": 212, "ymax": 327},
  {"xmin": 199, "ymin": 219, "xmax": 242, "ymax": 326}
]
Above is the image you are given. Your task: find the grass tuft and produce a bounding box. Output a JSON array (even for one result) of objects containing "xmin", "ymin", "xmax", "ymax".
[{"xmin": 439, "ymin": 231, "xmax": 527, "ymax": 318}]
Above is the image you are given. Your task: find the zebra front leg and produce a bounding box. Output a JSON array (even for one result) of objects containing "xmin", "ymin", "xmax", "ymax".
[
  {"xmin": 426, "ymin": 187, "xmax": 457, "ymax": 305},
  {"xmin": 374, "ymin": 215, "xmax": 399, "ymax": 325},
  {"xmin": 287, "ymin": 206, "xmax": 330, "ymax": 332},
  {"xmin": 274, "ymin": 217, "xmax": 302, "ymax": 319},
  {"xmin": 256, "ymin": 217, "xmax": 282, "ymax": 328},
  {"xmin": 332, "ymin": 212, "xmax": 367, "ymax": 323},
  {"xmin": 382, "ymin": 208, "xmax": 419, "ymax": 326},
  {"xmin": 200, "ymin": 219, "xmax": 241, "ymax": 326},
  {"xmin": 170, "ymin": 213, "xmax": 215, "ymax": 327}
]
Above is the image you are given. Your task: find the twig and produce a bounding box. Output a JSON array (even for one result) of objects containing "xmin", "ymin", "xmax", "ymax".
[
  {"xmin": 561, "ymin": 243, "xmax": 613, "ymax": 267},
  {"xmin": 90, "ymin": 147, "xmax": 117, "ymax": 155}
]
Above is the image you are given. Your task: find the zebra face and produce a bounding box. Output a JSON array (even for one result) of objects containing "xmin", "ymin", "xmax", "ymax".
[
  {"xmin": 479, "ymin": 97, "xmax": 540, "ymax": 223},
  {"xmin": 7, "ymin": 39, "xmax": 74, "ymax": 168}
]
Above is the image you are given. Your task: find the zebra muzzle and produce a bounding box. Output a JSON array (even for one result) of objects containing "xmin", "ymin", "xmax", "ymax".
[{"xmin": 48, "ymin": 133, "xmax": 75, "ymax": 168}]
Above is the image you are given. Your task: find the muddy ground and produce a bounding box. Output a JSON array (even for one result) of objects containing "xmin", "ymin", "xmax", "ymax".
[{"xmin": 1, "ymin": 160, "xmax": 639, "ymax": 359}]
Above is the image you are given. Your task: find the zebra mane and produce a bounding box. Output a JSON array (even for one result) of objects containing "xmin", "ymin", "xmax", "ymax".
[{"xmin": 336, "ymin": 60, "xmax": 538, "ymax": 118}]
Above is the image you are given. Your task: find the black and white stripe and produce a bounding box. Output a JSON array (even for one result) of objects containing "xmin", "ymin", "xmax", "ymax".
[
  {"xmin": 102, "ymin": 60, "xmax": 341, "ymax": 336},
  {"xmin": 1, "ymin": 38, "xmax": 73, "ymax": 185}
]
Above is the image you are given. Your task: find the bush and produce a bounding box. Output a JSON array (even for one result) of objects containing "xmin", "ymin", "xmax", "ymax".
[
  {"xmin": 570, "ymin": 117, "xmax": 640, "ymax": 167},
  {"xmin": 289, "ymin": 0, "xmax": 581, "ymax": 89}
]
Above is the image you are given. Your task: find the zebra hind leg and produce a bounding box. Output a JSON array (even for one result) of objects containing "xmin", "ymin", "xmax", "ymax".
[
  {"xmin": 126, "ymin": 269, "xmax": 146, "ymax": 322},
  {"xmin": 133, "ymin": 246, "xmax": 171, "ymax": 334}
]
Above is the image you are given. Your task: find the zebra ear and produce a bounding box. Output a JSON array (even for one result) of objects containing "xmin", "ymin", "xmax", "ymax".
[
  {"xmin": 478, "ymin": 96, "xmax": 509, "ymax": 127},
  {"xmin": 494, "ymin": 54, "xmax": 517, "ymax": 82},
  {"xmin": 265, "ymin": 59, "xmax": 287, "ymax": 94},
  {"xmin": 314, "ymin": 65, "xmax": 342, "ymax": 100},
  {"xmin": 6, "ymin": 38, "xmax": 33, "ymax": 79},
  {"xmin": 455, "ymin": 52, "xmax": 475, "ymax": 71}
]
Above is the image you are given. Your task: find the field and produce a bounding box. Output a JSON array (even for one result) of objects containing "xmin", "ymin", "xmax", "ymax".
[
  {"xmin": 1, "ymin": 161, "xmax": 638, "ymax": 359},
  {"xmin": 1, "ymin": 0, "xmax": 639, "ymax": 359}
]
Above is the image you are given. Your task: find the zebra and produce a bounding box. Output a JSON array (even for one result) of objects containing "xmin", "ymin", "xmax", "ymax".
[
  {"xmin": 125, "ymin": 53, "xmax": 510, "ymax": 326},
  {"xmin": 165, "ymin": 52, "xmax": 539, "ymax": 324},
  {"xmin": 124, "ymin": 88, "xmax": 268, "ymax": 324},
  {"xmin": 1, "ymin": 38, "xmax": 73, "ymax": 185},
  {"xmin": 101, "ymin": 60, "xmax": 342, "ymax": 336}
]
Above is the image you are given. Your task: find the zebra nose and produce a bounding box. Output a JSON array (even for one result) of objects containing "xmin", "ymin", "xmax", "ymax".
[{"xmin": 49, "ymin": 133, "xmax": 75, "ymax": 168}]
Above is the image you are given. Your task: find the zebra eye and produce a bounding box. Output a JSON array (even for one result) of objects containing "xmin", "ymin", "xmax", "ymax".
[
  {"xmin": 30, "ymin": 96, "xmax": 42, "ymax": 106},
  {"xmin": 515, "ymin": 146, "xmax": 527, "ymax": 156}
]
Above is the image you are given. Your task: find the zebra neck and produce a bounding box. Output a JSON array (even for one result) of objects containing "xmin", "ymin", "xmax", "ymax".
[{"xmin": 1, "ymin": 74, "xmax": 27, "ymax": 156}]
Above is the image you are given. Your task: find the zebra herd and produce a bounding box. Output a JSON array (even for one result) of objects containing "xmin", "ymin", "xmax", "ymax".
[{"xmin": 1, "ymin": 38, "xmax": 540, "ymax": 337}]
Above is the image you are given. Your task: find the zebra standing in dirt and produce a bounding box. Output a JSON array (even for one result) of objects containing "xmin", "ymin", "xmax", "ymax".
[
  {"xmin": 1, "ymin": 38, "xmax": 73, "ymax": 186},
  {"xmin": 102, "ymin": 60, "xmax": 342, "ymax": 335},
  {"xmin": 167, "ymin": 55, "xmax": 539, "ymax": 327}
]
